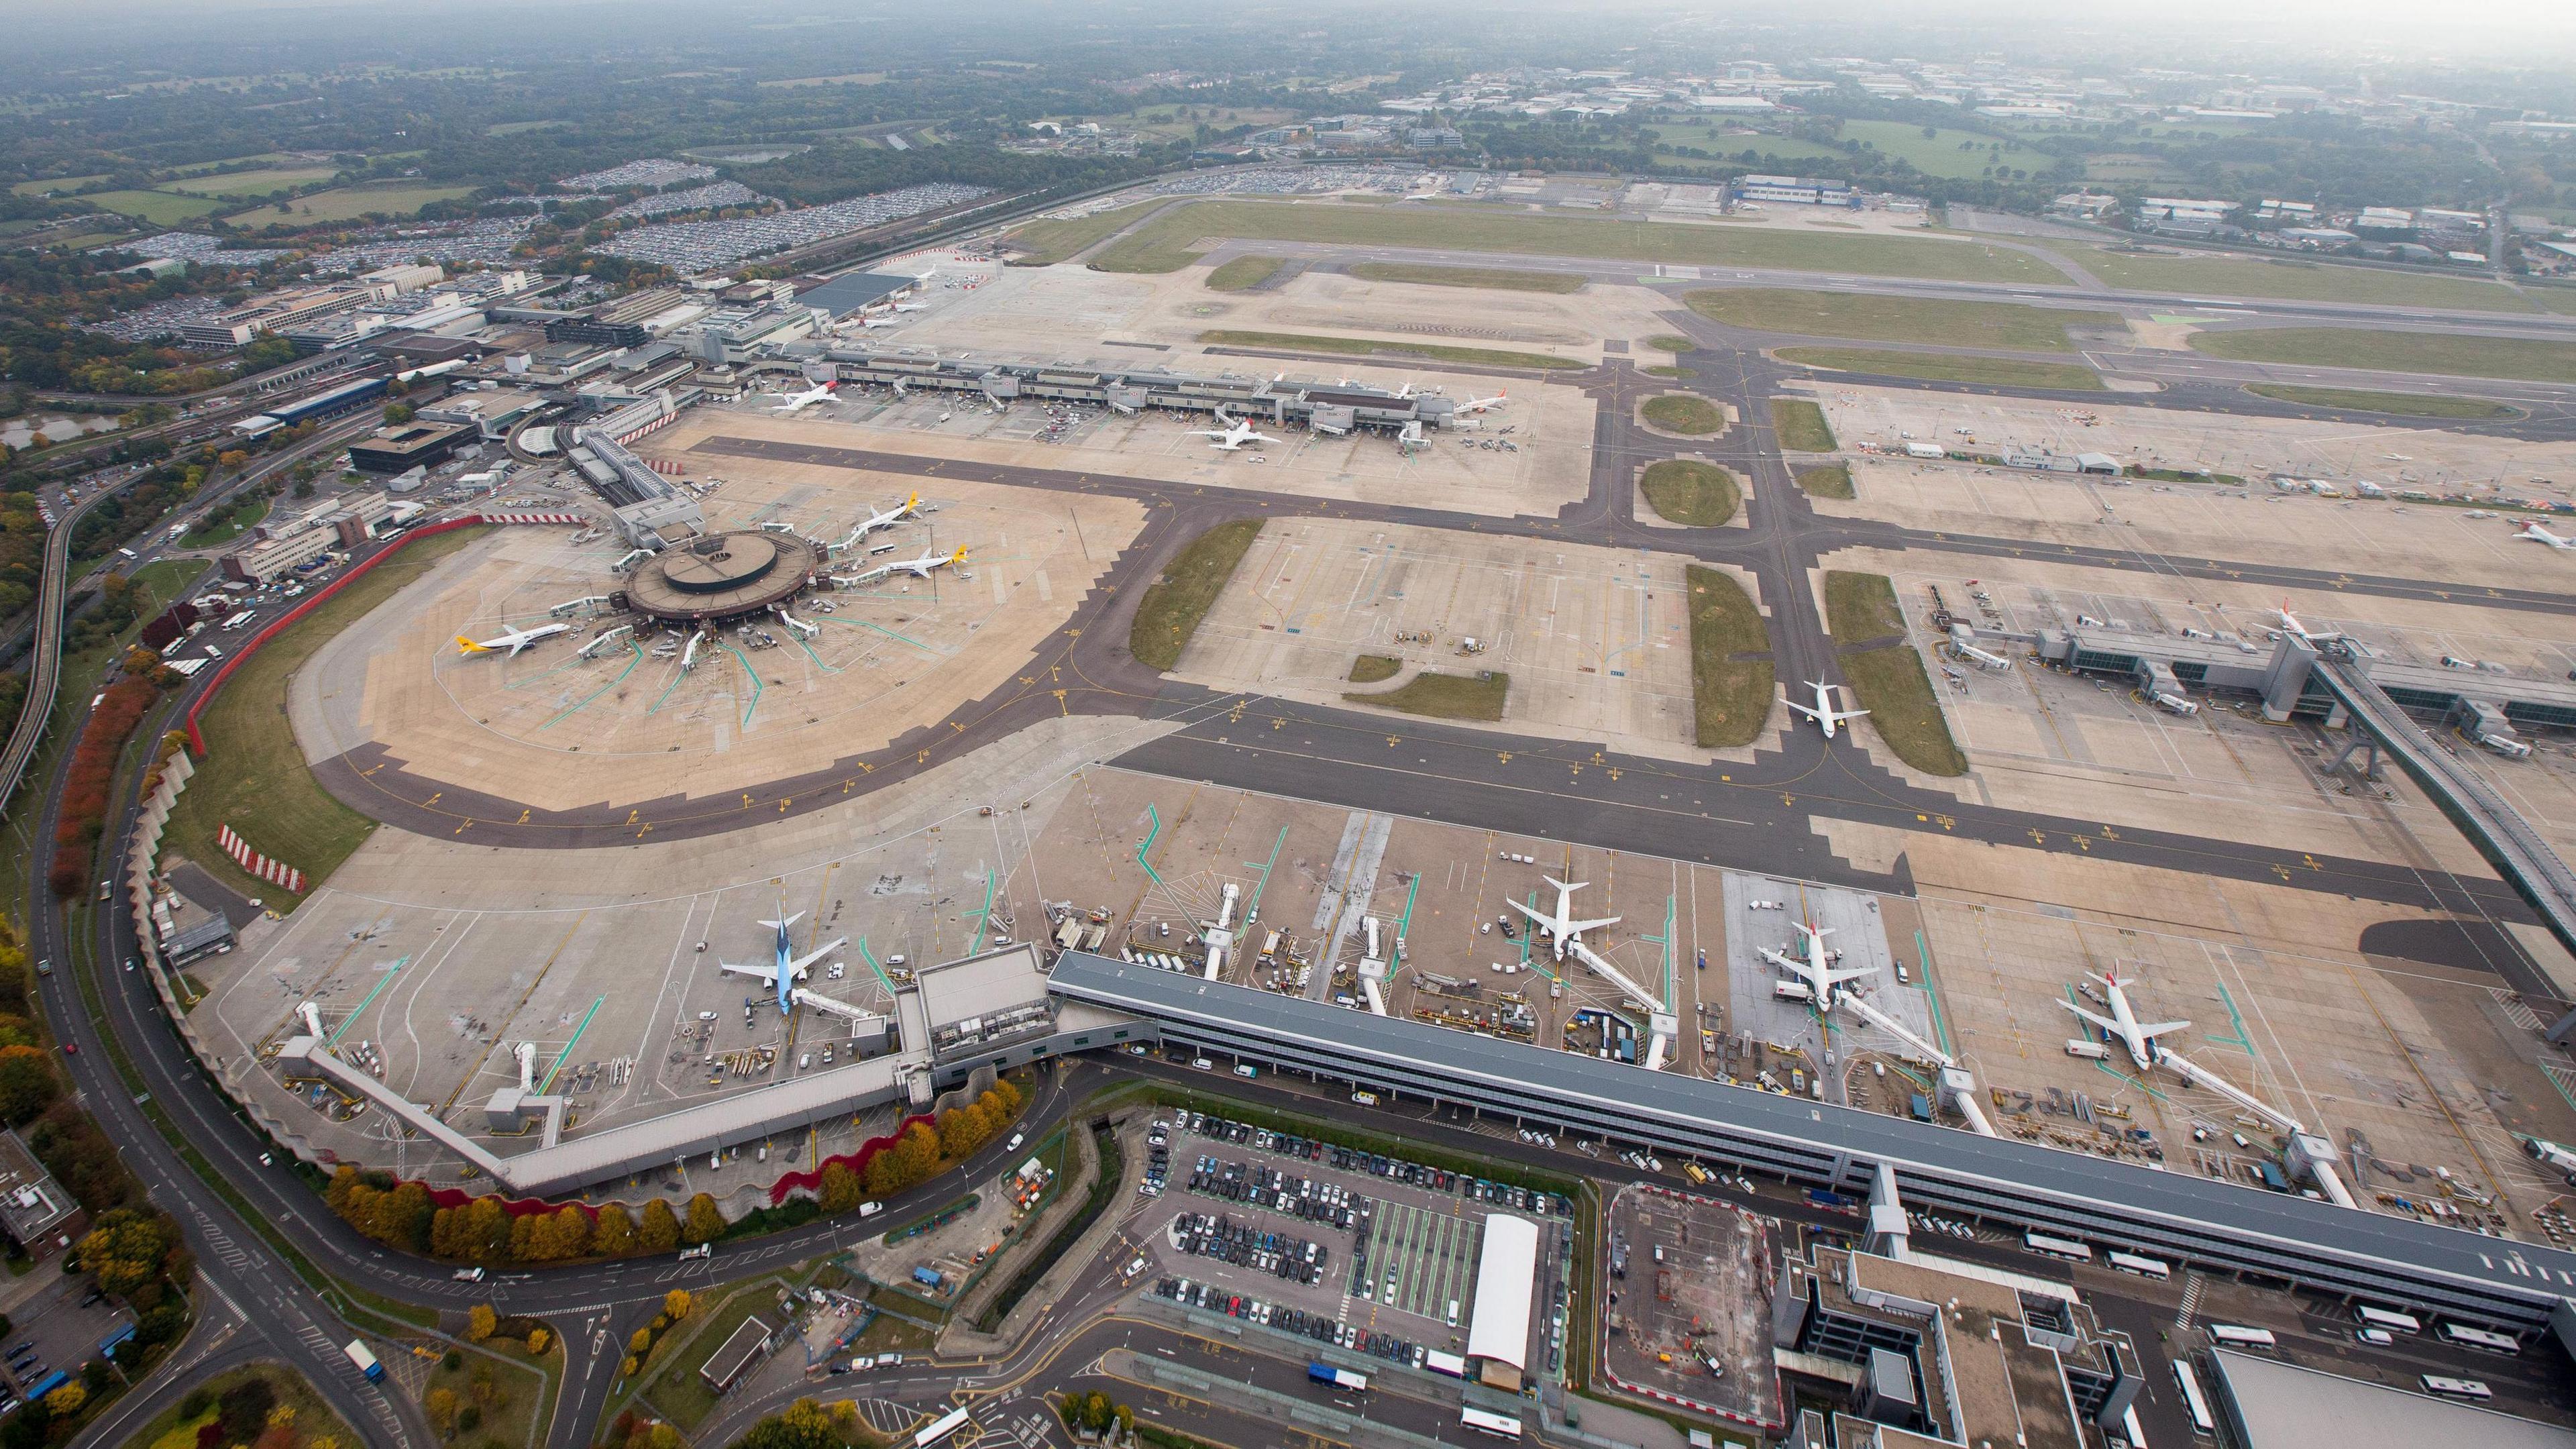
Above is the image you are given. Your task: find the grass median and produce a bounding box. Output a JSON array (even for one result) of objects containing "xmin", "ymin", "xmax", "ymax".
[
  {"xmin": 1686, "ymin": 287, "xmax": 2115, "ymax": 350},
  {"xmin": 1089, "ymin": 199, "xmax": 2063, "ymax": 284},
  {"xmin": 1639, "ymin": 460, "xmax": 1740, "ymax": 526},
  {"xmin": 1823, "ymin": 570, "xmax": 1965, "ymax": 777},
  {"xmin": 1197, "ymin": 329, "xmax": 1580, "ymax": 370},
  {"xmin": 1204, "ymin": 254, "xmax": 1285, "ymax": 292},
  {"xmin": 165, "ymin": 525, "xmax": 490, "ymax": 910},
  {"xmin": 1346, "ymin": 261, "xmax": 1583, "ymax": 293},
  {"xmin": 1776, "ymin": 347, "xmax": 2104, "ymax": 390},
  {"xmin": 2189, "ymin": 327, "xmax": 2576, "ymax": 384},
  {"xmin": 2052, "ymin": 244, "xmax": 2536, "ymax": 312},
  {"xmin": 1348, "ymin": 654, "xmax": 1401, "ymax": 684},
  {"xmin": 1640, "ymin": 394, "xmax": 1725, "ymax": 435},
  {"xmin": 1342, "ymin": 668, "xmax": 1507, "ymax": 721},
  {"xmin": 2245, "ymin": 383, "xmax": 2519, "ymax": 419},
  {"xmin": 1769, "ymin": 398, "xmax": 1837, "ymax": 452},
  {"xmin": 1796, "ymin": 463, "xmax": 1854, "ymax": 499},
  {"xmin": 1684, "ymin": 566, "xmax": 1773, "ymax": 749},
  {"xmin": 1128, "ymin": 519, "xmax": 1263, "ymax": 672}
]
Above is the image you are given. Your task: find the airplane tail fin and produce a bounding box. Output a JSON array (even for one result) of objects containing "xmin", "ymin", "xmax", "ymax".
[
  {"xmin": 758, "ymin": 912, "xmax": 803, "ymax": 930},
  {"xmin": 949, "ymin": 546, "xmax": 969, "ymax": 564},
  {"xmin": 455, "ymin": 635, "xmax": 490, "ymax": 654}
]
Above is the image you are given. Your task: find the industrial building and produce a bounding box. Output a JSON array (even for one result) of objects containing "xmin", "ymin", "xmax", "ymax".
[
  {"xmin": 2203, "ymin": 1346, "xmax": 2576, "ymax": 1449},
  {"xmin": 791, "ymin": 270, "xmax": 918, "ymax": 319},
  {"xmin": 0, "ymin": 1132, "xmax": 86, "ymax": 1261},
  {"xmin": 417, "ymin": 386, "xmax": 549, "ymax": 441},
  {"xmin": 240, "ymin": 374, "xmax": 390, "ymax": 432},
  {"xmin": 1773, "ymin": 1242, "xmax": 2141, "ymax": 1449},
  {"xmin": 800, "ymin": 347, "xmax": 1466, "ymax": 437},
  {"xmin": 346, "ymin": 420, "xmax": 471, "ymax": 475},
  {"xmin": 1729, "ymin": 174, "xmax": 1856, "ymax": 207}
]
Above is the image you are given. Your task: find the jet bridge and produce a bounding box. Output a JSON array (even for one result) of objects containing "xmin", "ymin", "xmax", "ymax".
[{"xmin": 2305, "ymin": 647, "xmax": 2576, "ymax": 1038}]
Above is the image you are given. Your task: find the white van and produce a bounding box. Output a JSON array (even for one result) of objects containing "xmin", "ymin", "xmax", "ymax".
[
  {"xmin": 858, "ymin": 1201, "xmax": 884, "ymax": 1219},
  {"xmin": 1191, "ymin": 1057, "xmax": 1214, "ymax": 1071},
  {"xmin": 1445, "ymin": 1301, "xmax": 1461, "ymax": 1327}
]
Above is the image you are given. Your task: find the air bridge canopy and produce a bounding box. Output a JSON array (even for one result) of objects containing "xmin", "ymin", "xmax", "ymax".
[{"xmin": 1043, "ymin": 953, "xmax": 2576, "ymax": 1326}]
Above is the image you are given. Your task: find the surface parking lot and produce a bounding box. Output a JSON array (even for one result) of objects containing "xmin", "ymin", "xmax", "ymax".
[{"xmin": 1134, "ymin": 1109, "xmax": 1573, "ymax": 1377}]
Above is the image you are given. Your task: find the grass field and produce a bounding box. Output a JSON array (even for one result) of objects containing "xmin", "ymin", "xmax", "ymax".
[
  {"xmin": 1796, "ymin": 463, "xmax": 1855, "ymax": 499},
  {"xmin": 1348, "ymin": 654, "xmax": 1402, "ymax": 684},
  {"xmin": 180, "ymin": 496, "xmax": 269, "ymax": 548},
  {"xmin": 80, "ymin": 189, "xmax": 225, "ymax": 224},
  {"xmin": 421, "ymin": 1340, "xmax": 549, "ymax": 1449},
  {"xmin": 1005, "ymin": 201, "xmax": 1165, "ymax": 265},
  {"xmin": 11, "ymin": 174, "xmax": 105, "ymax": 195},
  {"xmin": 1346, "ymin": 262, "xmax": 1585, "ymax": 293},
  {"xmin": 1639, "ymin": 460, "xmax": 1740, "ymax": 525},
  {"xmin": 639, "ymin": 1278, "xmax": 789, "ymax": 1432},
  {"xmin": 225, "ymin": 182, "xmax": 475, "ymax": 223},
  {"xmin": 1197, "ymin": 330, "xmax": 1580, "ymax": 370},
  {"xmin": 1643, "ymin": 365, "xmax": 1694, "ymax": 378},
  {"xmin": 161, "ymin": 166, "xmax": 341, "ymax": 197},
  {"xmin": 1659, "ymin": 119, "xmax": 2033, "ymax": 181},
  {"xmin": 1129, "ymin": 519, "xmax": 1263, "ymax": 672},
  {"xmin": 165, "ymin": 526, "xmax": 490, "ymax": 910},
  {"xmin": 2053, "ymin": 246, "xmax": 2535, "ymax": 312},
  {"xmin": 1684, "ymin": 566, "xmax": 1774, "ymax": 748},
  {"xmin": 1776, "ymin": 347, "xmax": 2104, "ymax": 390},
  {"xmin": 2534, "ymin": 287, "xmax": 2576, "ymax": 317},
  {"xmin": 2244, "ymin": 384, "xmax": 2517, "ymax": 419},
  {"xmin": 1205, "ymin": 254, "xmax": 1285, "ymax": 292},
  {"xmin": 1640, "ymin": 394, "xmax": 1725, "ymax": 435},
  {"xmin": 1646, "ymin": 334, "xmax": 1693, "ymax": 354},
  {"xmin": 1686, "ymin": 287, "xmax": 2114, "ymax": 351},
  {"xmin": 1823, "ymin": 570, "xmax": 1963, "ymax": 777},
  {"xmin": 2188, "ymin": 327, "xmax": 2576, "ymax": 384},
  {"xmin": 1088, "ymin": 199, "xmax": 2064, "ymax": 284},
  {"xmin": 1342, "ymin": 669, "xmax": 1508, "ymax": 721},
  {"xmin": 1769, "ymin": 398, "xmax": 1837, "ymax": 452}
]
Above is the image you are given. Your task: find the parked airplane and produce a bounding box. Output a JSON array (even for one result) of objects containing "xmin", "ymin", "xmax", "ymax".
[
  {"xmin": 1508, "ymin": 876, "xmax": 1620, "ymax": 961},
  {"xmin": 1191, "ymin": 414, "xmax": 1277, "ymax": 451},
  {"xmin": 2058, "ymin": 969, "xmax": 2188, "ymax": 1071},
  {"xmin": 1786, "ymin": 681, "xmax": 1868, "ymax": 739},
  {"xmin": 766, "ymin": 380, "xmax": 839, "ymax": 414},
  {"xmin": 721, "ymin": 902, "xmax": 847, "ymax": 1014},
  {"xmin": 850, "ymin": 545, "xmax": 967, "ymax": 584},
  {"xmin": 453, "ymin": 623, "xmax": 570, "ymax": 657},
  {"xmin": 1457, "ymin": 392, "xmax": 1508, "ymax": 414},
  {"xmin": 2520, "ymin": 521, "xmax": 2576, "ymax": 551},
  {"xmin": 837, "ymin": 492, "xmax": 920, "ymax": 549},
  {"xmin": 1758, "ymin": 918, "xmax": 1876, "ymax": 1004},
  {"xmin": 2269, "ymin": 597, "xmax": 2341, "ymax": 641}
]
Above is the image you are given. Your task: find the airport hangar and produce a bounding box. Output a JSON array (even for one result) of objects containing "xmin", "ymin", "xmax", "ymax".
[{"xmin": 262, "ymin": 933, "xmax": 2576, "ymax": 1335}]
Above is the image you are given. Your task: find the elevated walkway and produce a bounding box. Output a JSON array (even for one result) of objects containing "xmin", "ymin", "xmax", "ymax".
[{"xmin": 2309, "ymin": 651, "xmax": 2576, "ymax": 1038}]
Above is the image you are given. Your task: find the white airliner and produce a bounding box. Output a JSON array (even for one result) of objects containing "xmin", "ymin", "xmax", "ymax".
[
  {"xmin": 2058, "ymin": 969, "xmax": 2189, "ymax": 1072},
  {"xmin": 453, "ymin": 623, "xmax": 571, "ymax": 657},
  {"xmin": 852, "ymin": 545, "xmax": 967, "ymax": 583},
  {"xmin": 838, "ymin": 492, "xmax": 920, "ymax": 549},
  {"xmin": 1191, "ymin": 415, "xmax": 1277, "ymax": 451},
  {"xmin": 1758, "ymin": 918, "xmax": 1876, "ymax": 1004},
  {"xmin": 1786, "ymin": 681, "xmax": 1868, "ymax": 739},
  {"xmin": 766, "ymin": 380, "xmax": 839, "ymax": 414},
  {"xmin": 1508, "ymin": 876, "xmax": 1620, "ymax": 961},
  {"xmin": 1457, "ymin": 392, "xmax": 1508, "ymax": 414},
  {"xmin": 2520, "ymin": 521, "xmax": 2576, "ymax": 551},
  {"xmin": 722, "ymin": 905, "xmax": 847, "ymax": 1014}
]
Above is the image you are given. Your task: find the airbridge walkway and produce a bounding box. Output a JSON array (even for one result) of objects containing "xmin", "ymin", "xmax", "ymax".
[{"xmin": 2305, "ymin": 648, "xmax": 2576, "ymax": 1039}]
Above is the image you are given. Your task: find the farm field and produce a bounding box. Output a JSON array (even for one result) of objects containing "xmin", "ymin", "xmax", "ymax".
[
  {"xmin": 223, "ymin": 182, "xmax": 476, "ymax": 223},
  {"xmin": 161, "ymin": 165, "xmax": 341, "ymax": 197},
  {"xmin": 79, "ymin": 189, "xmax": 224, "ymax": 224}
]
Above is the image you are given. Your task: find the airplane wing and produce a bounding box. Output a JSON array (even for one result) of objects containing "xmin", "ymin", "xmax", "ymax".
[
  {"xmin": 783, "ymin": 937, "xmax": 847, "ymax": 979},
  {"xmin": 1822, "ymin": 965, "xmax": 1877, "ymax": 986},
  {"xmin": 719, "ymin": 961, "xmax": 781, "ymax": 983},
  {"xmin": 1564, "ymin": 916, "xmax": 1619, "ymax": 936},
  {"xmin": 1835, "ymin": 706, "xmax": 1871, "ymax": 721},
  {"xmin": 2132, "ymin": 1019, "xmax": 2190, "ymax": 1039},
  {"xmin": 1505, "ymin": 899, "xmax": 1554, "ymax": 928},
  {"xmin": 2058, "ymin": 1000, "xmax": 2121, "ymax": 1035},
  {"xmin": 1784, "ymin": 700, "xmax": 1821, "ymax": 721}
]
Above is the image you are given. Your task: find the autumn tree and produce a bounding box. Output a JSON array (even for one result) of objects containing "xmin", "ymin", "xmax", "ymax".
[
  {"xmin": 593, "ymin": 1203, "xmax": 639, "ymax": 1258},
  {"xmin": 467, "ymin": 1303, "xmax": 497, "ymax": 1342},
  {"xmin": 76, "ymin": 1207, "xmax": 177, "ymax": 1298},
  {"xmin": 681, "ymin": 1193, "xmax": 724, "ymax": 1246},
  {"xmin": 818, "ymin": 1161, "xmax": 861, "ymax": 1214},
  {"xmin": 0, "ymin": 1044, "xmax": 60, "ymax": 1124},
  {"xmin": 639, "ymin": 1198, "xmax": 680, "ymax": 1254},
  {"xmin": 425, "ymin": 1387, "xmax": 458, "ymax": 1435}
]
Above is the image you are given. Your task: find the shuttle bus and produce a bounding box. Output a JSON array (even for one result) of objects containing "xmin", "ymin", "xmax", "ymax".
[
  {"xmin": 2106, "ymin": 1251, "xmax": 2171, "ymax": 1280},
  {"xmin": 2206, "ymin": 1324, "xmax": 2277, "ymax": 1348},
  {"xmin": 914, "ymin": 1406, "xmax": 972, "ymax": 1446},
  {"xmin": 2024, "ymin": 1232, "xmax": 2093, "ymax": 1263},
  {"xmin": 2354, "ymin": 1305, "xmax": 2422, "ymax": 1336},
  {"xmin": 2420, "ymin": 1376, "xmax": 2493, "ymax": 1402},
  {"xmin": 2436, "ymin": 1322, "xmax": 2521, "ymax": 1355},
  {"xmin": 1460, "ymin": 1406, "xmax": 1523, "ymax": 1440},
  {"xmin": 1424, "ymin": 1349, "xmax": 1468, "ymax": 1379},
  {"xmin": 2172, "ymin": 1359, "xmax": 2214, "ymax": 1436}
]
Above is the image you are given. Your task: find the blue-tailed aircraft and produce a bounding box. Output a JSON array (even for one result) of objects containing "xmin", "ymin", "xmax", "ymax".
[{"xmin": 721, "ymin": 902, "xmax": 845, "ymax": 1014}]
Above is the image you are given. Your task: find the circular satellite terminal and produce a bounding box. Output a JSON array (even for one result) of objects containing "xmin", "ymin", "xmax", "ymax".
[{"xmin": 625, "ymin": 530, "xmax": 824, "ymax": 623}]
